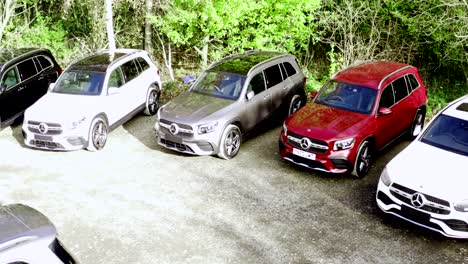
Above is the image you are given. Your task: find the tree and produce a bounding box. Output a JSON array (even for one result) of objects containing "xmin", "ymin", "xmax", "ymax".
[
  {"xmin": 105, "ymin": 0, "xmax": 116, "ymax": 50},
  {"xmin": 144, "ymin": 0, "xmax": 153, "ymax": 54},
  {"xmin": 0, "ymin": 0, "xmax": 16, "ymax": 43}
]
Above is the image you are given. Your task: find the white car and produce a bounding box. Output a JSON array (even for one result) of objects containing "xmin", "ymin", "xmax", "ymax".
[
  {"xmin": 0, "ymin": 204, "xmax": 77, "ymax": 263},
  {"xmin": 376, "ymin": 95, "xmax": 468, "ymax": 238},
  {"xmin": 23, "ymin": 49, "xmax": 162, "ymax": 151}
]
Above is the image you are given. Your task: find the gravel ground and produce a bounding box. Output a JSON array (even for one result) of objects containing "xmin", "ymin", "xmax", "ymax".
[{"xmin": 0, "ymin": 114, "xmax": 467, "ymax": 264}]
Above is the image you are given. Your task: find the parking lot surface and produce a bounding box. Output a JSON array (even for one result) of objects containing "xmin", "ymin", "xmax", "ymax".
[{"xmin": 0, "ymin": 114, "xmax": 467, "ymax": 263}]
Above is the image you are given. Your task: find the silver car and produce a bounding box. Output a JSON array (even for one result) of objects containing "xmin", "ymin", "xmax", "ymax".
[
  {"xmin": 155, "ymin": 51, "xmax": 306, "ymax": 159},
  {"xmin": 0, "ymin": 204, "xmax": 77, "ymax": 263}
]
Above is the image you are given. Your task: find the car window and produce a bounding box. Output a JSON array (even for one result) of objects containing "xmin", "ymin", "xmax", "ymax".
[
  {"xmin": 405, "ymin": 74, "xmax": 419, "ymax": 91},
  {"xmin": 53, "ymin": 70, "xmax": 105, "ymax": 95},
  {"xmin": 37, "ymin": 55, "xmax": 53, "ymax": 70},
  {"xmin": 264, "ymin": 64, "xmax": 283, "ymax": 88},
  {"xmin": 379, "ymin": 85, "xmax": 394, "ymax": 108},
  {"xmin": 283, "ymin": 62, "xmax": 297, "ymax": 77},
  {"xmin": 17, "ymin": 59, "xmax": 38, "ymax": 80},
  {"xmin": 392, "ymin": 77, "xmax": 409, "ymax": 103},
  {"xmin": 136, "ymin": 57, "xmax": 150, "ymax": 71},
  {"xmin": 121, "ymin": 60, "xmax": 140, "ymax": 82},
  {"xmin": 421, "ymin": 114, "xmax": 468, "ymax": 156},
  {"xmin": 247, "ymin": 72, "xmax": 266, "ymax": 95},
  {"xmin": 1, "ymin": 67, "xmax": 20, "ymax": 89},
  {"xmin": 107, "ymin": 67, "xmax": 124, "ymax": 88}
]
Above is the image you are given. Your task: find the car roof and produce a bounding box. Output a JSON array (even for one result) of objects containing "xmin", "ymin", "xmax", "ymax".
[
  {"xmin": 332, "ymin": 61, "xmax": 412, "ymax": 89},
  {"xmin": 69, "ymin": 49, "xmax": 144, "ymax": 72},
  {"xmin": 0, "ymin": 204, "xmax": 56, "ymax": 251},
  {"xmin": 208, "ymin": 51, "xmax": 287, "ymax": 75},
  {"xmin": 0, "ymin": 48, "xmax": 50, "ymax": 71},
  {"xmin": 443, "ymin": 95, "xmax": 468, "ymax": 121}
]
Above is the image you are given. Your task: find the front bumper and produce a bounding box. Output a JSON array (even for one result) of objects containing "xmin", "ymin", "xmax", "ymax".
[
  {"xmin": 22, "ymin": 121, "xmax": 88, "ymax": 151},
  {"xmin": 376, "ymin": 180, "xmax": 468, "ymax": 239},
  {"xmin": 155, "ymin": 121, "xmax": 220, "ymax": 156},
  {"xmin": 278, "ymin": 132, "xmax": 352, "ymax": 174}
]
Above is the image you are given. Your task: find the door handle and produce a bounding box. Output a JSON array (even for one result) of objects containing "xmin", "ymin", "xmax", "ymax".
[
  {"xmin": 283, "ymin": 85, "xmax": 291, "ymax": 90},
  {"xmin": 263, "ymin": 94, "xmax": 270, "ymax": 100},
  {"xmin": 18, "ymin": 86, "xmax": 25, "ymax": 91}
]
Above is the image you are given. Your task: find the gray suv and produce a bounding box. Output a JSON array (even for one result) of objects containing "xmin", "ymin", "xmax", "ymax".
[{"xmin": 155, "ymin": 51, "xmax": 306, "ymax": 159}]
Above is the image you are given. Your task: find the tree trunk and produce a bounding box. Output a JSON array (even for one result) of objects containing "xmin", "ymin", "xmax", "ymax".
[
  {"xmin": 0, "ymin": 0, "xmax": 16, "ymax": 43},
  {"xmin": 105, "ymin": 0, "xmax": 116, "ymax": 50},
  {"xmin": 144, "ymin": 0, "xmax": 153, "ymax": 54}
]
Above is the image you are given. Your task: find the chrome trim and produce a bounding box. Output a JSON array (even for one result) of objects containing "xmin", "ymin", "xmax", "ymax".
[
  {"xmin": 159, "ymin": 122, "xmax": 193, "ymax": 134},
  {"xmin": 287, "ymin": 135, "xmax": 328, "ymax": 150}
]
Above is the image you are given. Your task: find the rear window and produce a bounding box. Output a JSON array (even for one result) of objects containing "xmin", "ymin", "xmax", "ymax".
[
  {"xmin": 37, "ymin": 55, "xmax": 53, "ymax": 70},
  {"xmin": 405, "ymin": 74, "xmax": 420, "ymax": 91},
  {"xmin": 391, "ymin": 77, "xmax": 409, "ymax": 103},
  {"xmin": 264, "ymin": 64, "xmax": 283, "ymax": 88},
  {"xmin": 17, "ymin": 59, "xmax": 38, "ymax": 80},
  {"xmin": 121, "ymin": 60, "xmax": 140, "ymax": 82},
  {"xmin": 283, "ymin": 62, "xmax": 297, "ymax": 77},
  {"xmin": 136, "ymin": 57, "xmax": 150, "ymax": 71}
]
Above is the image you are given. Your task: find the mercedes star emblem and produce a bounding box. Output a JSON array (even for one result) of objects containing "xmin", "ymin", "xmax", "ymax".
[
  {"xmin": 169, "ymin": 123, "xmax": 179, "ymax": 135},
  {"xmin": 411, "ymin": 193, "xmax": 425, "ymax": 208},
  {"xmin": 38, "ymin": 123, "xmax": 48, "ymax": 134},
  {"xmin": 300, "ymin": 137, "xmax": 311, "ymax": 150}
]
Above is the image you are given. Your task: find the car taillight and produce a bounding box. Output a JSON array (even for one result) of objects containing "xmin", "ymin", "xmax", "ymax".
[
  {"xmin": 58, "ymin": 67, "xmax": 63, "ymax": 74},
  {"xmin": 303, "ymin": 76, "xmax": 307, "ymax": 84}
]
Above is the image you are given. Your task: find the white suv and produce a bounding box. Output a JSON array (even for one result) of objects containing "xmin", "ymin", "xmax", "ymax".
[
  {"xmin": 376, "ymin": 95, "xmax": 468, "ymax": 238},
  {"xmin": 0, "ymin": 204, "xmax": 77, "ymax": 263},
  {"xmin": 23, "ymin": 49, "xmax": 161, "ymax": 151}
]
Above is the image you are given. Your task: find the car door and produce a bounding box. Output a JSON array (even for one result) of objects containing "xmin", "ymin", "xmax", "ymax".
[
  {"xmin": 391, "ymin": 76, "xmax": 413, "ymax": 132},
  {"xmin": 264, "ymin": 64, "xmax": 285, "ymax": 111},
  {"xmin": 16, "ymin": 58, "xmax": 41, "ymax": 109},
  {"xmin": 104, "ymin": 66, "xmax": 127, "ymax": 125},
  {"xmin": 241, "ymin": 71, "xmax": 272, "ymax": 131},
  {"xmin": 120, "ymin": 59, "xmax": 143, "ymax": 111},
  {"xmin": 375, "ymin": 83, "xmax": 399, "ymax": 149},
  {"xmin": 0, "ymin": 66, "xmax": 23, "ymax": 126},
  {"xmin": 35, "ymin": 55, "xmax": 60, "ymax": 95}
]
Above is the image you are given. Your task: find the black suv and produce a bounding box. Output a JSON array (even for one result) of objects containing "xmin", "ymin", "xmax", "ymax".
[{"xmin": 0, "ymin": 48, "xmax": 61, "ymax": 129}]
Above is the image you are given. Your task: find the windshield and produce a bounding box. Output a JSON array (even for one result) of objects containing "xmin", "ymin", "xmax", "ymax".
[
  {"xmin": 315, "ymin": 80, "xmax": 377, "ymax": 114},
  {"xmin": 53, "ymin": 70, "xmax": 105, "ymax": 95},
  {"xmin": 191, "ymin": 70, "xmax": 246, "ymax": 100},
  {"xmin": 420, "ymin": 114, "xmax": 468, "ymax": 156}
]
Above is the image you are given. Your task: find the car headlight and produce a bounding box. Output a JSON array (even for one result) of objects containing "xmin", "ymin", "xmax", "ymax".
[
  {"xmin": 454, "ymin": 200, "xmax": 468, "ymax": 212},
  {"xmin": 70, "ymin": 117, "xmax": 86, "ymax": 129},
  {"xmin": 380, "ymin": 167, "xmax": 392, "ymax": 187},
  {"xmin": 198, "ymin": 121, "xmax": 218, "ymax": 134},
  {"xmin": 333, "ymin": 138, "xmax": 355, "ymax": 150},
  {"xmin": 282, "ymin": 122, "xmax": 288, "ymax": 136}
]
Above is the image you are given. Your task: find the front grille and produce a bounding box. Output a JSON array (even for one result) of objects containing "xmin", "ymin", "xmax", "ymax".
[
  {"xmin": 390, "ymin": 183, "xmax": 451, "ymax": 215},
  {"xmin": 27, "ymin": 121, "xmax": 62, "ymax": 135},
  {"xmin": 443, "ymin": 219, "xmax": 468, "ymax": 232},
  {"xmin": 160, "ymin": 138, "xmax": 194, "ymax": 153},
  {"xmin": 159, "ymin": 119, "xmax": 193, "ymax": 138},
  {"xmin": 287, "ymin": 132, "xmax": 328, "ymax": 154},
  {"xmin": 285, "ymin": 153, "xmax": 327, "ymax": 171}
]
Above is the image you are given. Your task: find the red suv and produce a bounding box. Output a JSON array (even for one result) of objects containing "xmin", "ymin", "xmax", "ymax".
[{"xmin": 279, "ymin": 61, "xmax": 427, "ymax": 178}]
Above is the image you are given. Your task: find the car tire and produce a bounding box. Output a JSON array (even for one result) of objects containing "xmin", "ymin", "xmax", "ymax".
[
  {"xmin": 288, "ymin": 94, "xmax": 304, "ymax": 116},
  {"xmin": 86, "ymin": 117, "xmax": 108, "ymax": 151},
  {"xmin": 352, "ymin": 140, "xmax": 372, "ymax": 178},
  {"xmin": 408, "ymin": 109, "xmax": 425, "ymax": 140},
  {"xmin": 143, "ymin": 85, "xmax": 160, "ymax": 116},
  {"xmin": 217, "ymin": 124, "xmax": 241, "ymax": 160}
]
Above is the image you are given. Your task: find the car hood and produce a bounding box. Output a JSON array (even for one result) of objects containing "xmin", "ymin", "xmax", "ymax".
[
  {"xmin": 26, "ymin": 93, "xmax": 98, "ymax": 123},
  {"xmin": 160, "ymin": 92, "xmax": 235, "ymax": 123},
  {"xmin": 387, "ymin": 140, "xmax": 468, "ymax": 201},
  {"xmin": 286, "ymin": 102, "xmax": 371, "ymax": 141}
]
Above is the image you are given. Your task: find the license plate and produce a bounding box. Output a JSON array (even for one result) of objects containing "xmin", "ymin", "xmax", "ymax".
[
  {"xmin": 34, "ymin": 134, "xmax": 52, "ymax": 141},
  {"xmin": 161, "ymin": 133, "xmax": 183, "ymax": 144},
  {"xmin": 401, "ymin": 205, "xmax": 430, "ymax": 223},
  {"xmin": 292, "ymin": 148, "xmax": 316, "ymax": 160}
]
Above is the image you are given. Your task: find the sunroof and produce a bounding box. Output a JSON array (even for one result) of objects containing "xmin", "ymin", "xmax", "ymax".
[{"xmin": 456, "ymin": 103, "xmax": 468, "ymax": 112}]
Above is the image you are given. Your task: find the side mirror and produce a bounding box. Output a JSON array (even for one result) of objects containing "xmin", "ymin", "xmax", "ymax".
[
  {"xmin": 48, "ymin": 82, "xmax": 55, "ymax": 92},
  {"xmin": 108, "ymin": 87, "xmax": 120, "ymax": 95},
  {"xmin": 183, "ymin": 75, "xmax": 196, "ymax": 84},
  {"xmin": 246, "ymin": 90, "xmax": 255, "ymax": 101},
  {"xmin": 378, "ymin": 107, "xmax": 392, "ymax": 115},
  {"xmin": 0, "ymin": 84, "xmax": 6, "ymax": 95},
  {"xmin": 310, "ymin": 91, "xmax": 318, "ymax": 100}
]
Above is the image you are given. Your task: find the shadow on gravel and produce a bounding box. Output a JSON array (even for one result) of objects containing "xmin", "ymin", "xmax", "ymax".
[{"xmin": 10, "ymin": 123, "xmax": 26, "ymax": 148}]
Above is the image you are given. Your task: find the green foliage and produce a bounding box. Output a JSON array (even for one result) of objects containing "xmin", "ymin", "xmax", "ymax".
[{"xmin": 1, "ymin": 16, "xmax": 80, "ymax": 65}]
